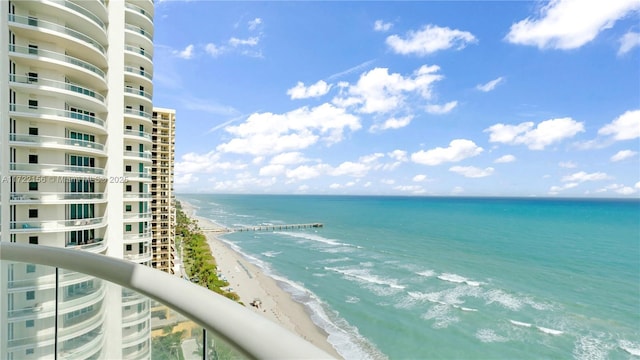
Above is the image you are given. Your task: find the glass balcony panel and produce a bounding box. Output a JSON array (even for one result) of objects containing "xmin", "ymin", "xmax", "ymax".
[
  {"xmin": 124, "ymin": 129, "xmax": 153, "ymax": 140},
  {"xmin": 124, "ymin": 86, "xmax": 152, "ymax": 100},
  {"xmin": 124, "ymin": 2, "xmax": 153, "ymax": 22},
  {"xmin": 10, "ymin": 75, "xmax": 105, "ymax": 102},
  {"xmin": 9, "ymin": 163, "xmax": 105, "ymax": 175},
  {"xmin": 10, "ymin": 217, "xmax": 105, "ymax": 230},
  {"xmin": 123, "ymin": 150, "xmax": 152, "ymax": 159},
  {"xmin": 124, "ymin": 44, "xmax": 152, "ymax": 61},
  {"xmin": 48, "ymin": 0, "xmax": 106, "ymax": 30},
  {"xmin": 8, "ymin": 45, "xmax": 105, "ymax": 79},
  {"xmin": 11, "ymin": 192, "xmax": 105, "ymax": 202},
  {"xmin": 124, "ymin": 23, "xmax": 153, "ymax": 41},
  {"xmin": 8, "ymin": 14, "xmax": 105, "ymax": 54},
  {"xmin": 9, "ymin": 104, "xmax": 105, "ymax": 127},
  {"xmin": 124, "ymin": 66, "xmax": 152, "ymax": 81},
  {"xmin": 9, "ymin": 133, "xmax": 105, "ymax": 151}
]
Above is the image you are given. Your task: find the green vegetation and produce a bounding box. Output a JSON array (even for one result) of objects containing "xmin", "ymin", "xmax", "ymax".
[
  {"xmin": 176, "ymin": 201, "xmax": 240, "ymax": 302},
  {"xmin": 151, "ymin": 326, "xmax": 185, "ymax": 360}
]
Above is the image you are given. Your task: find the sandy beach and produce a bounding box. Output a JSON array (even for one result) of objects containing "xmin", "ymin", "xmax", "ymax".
[{"xmin": 180, "ymin": 201, "xmax": 342, "ymax": 359}]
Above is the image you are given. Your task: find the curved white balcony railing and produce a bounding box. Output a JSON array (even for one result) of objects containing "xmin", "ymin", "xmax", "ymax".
[
  {"xmin": 123, "ymin": 232, "xmax": 153, "ymax": 244},
  {"xmin": 10, "ymin": 217, "xmax": 105, "ymax": 232},
  {"xmin": 10, "ymin": 133, "xmax": 105, "ymax": 153},
  {"xmin": 124, "ymin": 44, "xmax": 153, "ymax": 61},
  {"xmin": 124, "ymin": 69, "xmax": 153, "ymax": 92},
  {"xmin": 9, "ymin": 104, "xmax": 106, "ymax": 128},
  {"xmin": 123, "ymin": 129, "xmax": 153, "ymax": 143},
  {"xmin": 0, "ymin": 242, "xmax": 335, "ymax": 360},
  {"xmin": 66, "ymin": 238, "xmax": 107, "ymax": 253},
  {"xmin": 123, "ymin": 150, "xmax": 152, "ymax": 159},
  {"xmin": 124, "ymin": 85, "xmax": 153, "ymax": 100},
  {"xmin": 10, "ymin": 192, "xmax": 105, "ymax": 204},
  {"xmin": 124, "ymin": 250, "xmax": 152, "ymax": 263},
  {"xmin": 123, "ymin": 212, "xmax": 153, "ymax": 222},
  {"xmin": 45, "ymin": 0, "xmax": 107, "ymax": 31},
  {"xmin": 124, "ymin": 2, "xmax": 153, "ymax": 23},
  {"xmin": 125, "ymin": 23, "xmax": 153, "ymax": 42},
  {"xmin": 8, "ymin": 14, "xmax": 105, "ymax": 55},
  {"xmin": 124, "ymin": 107, "xmax": 153, "ymax": 122},
  {"xmin": 59, "ymin": 327, "xmax": 104, "ymax": 360},
  {"xmin": 8, "ymin": 45, "xmax": 106, "ymax": 81},
  {"xmin": 10, "ymin": 163, "xmax": 105, "ymax": 175},
  {"xmin": 10, "ymin": 74, "xmax": 105, "ymax": 103}
]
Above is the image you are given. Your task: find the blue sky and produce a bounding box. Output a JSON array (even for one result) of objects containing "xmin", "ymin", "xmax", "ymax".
[{"xmin": 152, "ymin": 0, "xmax": 640, "ymax": 197}]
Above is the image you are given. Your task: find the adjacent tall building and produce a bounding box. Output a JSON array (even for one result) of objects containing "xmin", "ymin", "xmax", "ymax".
[
  {"xmin": 151, "ymin": 108, "xmax": 176, "ymax": 274},
  {"xmin": 0, "ymin": 1, "xmax": 155, "ymax": 358}
]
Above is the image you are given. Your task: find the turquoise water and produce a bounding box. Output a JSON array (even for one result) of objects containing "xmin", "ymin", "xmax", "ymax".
[{"xmin": 179, "ymin": 195, "xmax": 640, "ymax": 359}]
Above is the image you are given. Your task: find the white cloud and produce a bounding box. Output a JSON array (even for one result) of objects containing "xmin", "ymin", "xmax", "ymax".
[
  {"xmin": 494, "ymin": 154, "xmax": 516, "ymax": 163},
  {"xmin": 476, "ymin": 77, "xmax": 504, "ymax": 92},
  {"xmin": 374, "ymin": 20, "xmax": 393, "ymax": 32},
  {"xmin": 285, "ymin": 165, "xmax": 328, "ymax": 181},
  {"xmin": 370, "ymin": 115, "xmax": 414, "ymax": 132},
  {"xmin": 248, "ymin": 17, "xmax": 262, "ymax": 31},
  {"xmin": 449, "ymin": 166, "xmax": 495, "ymax": 178},
  {"xmin": 393, "ymin": 185, "xmax": 426, "ymax": 194},
  {"xmin": 636, "ymin": 181, "xmax": 640, "ymax": 189},
  {"xmin": 174, "ymin": 44, "xmax": 194, "ymax": 59},
  {"xmin": 562, "ymin": 171, "xmax": 611, "ymax": 183},
  {"xmin": 270, "ymin": 152, "xmax": 307, "ymax": 165},
  {"xmin": 597, "ymin": 183, "xmax": 638, "ymax": 195},
  {"xmin": 388, "ymin": 150, "xmax": 408, "ymax": 162},
  {"xmin": 451, "ymin": 186, "xmax": 464, "ymax": 194},
  {"xmin": 287, "ymin": 80, "xmax": 332, "ymax": 99},
  {"xmin": 174, "ymin": 173, "xmax": 199, "ymax": 185},
  {"xmin": 598, "ymin": 109, "xmax": 640, "ymax": 140},
  {"xmin": 229, "ymin": 36, "xmax": 259, "ymax": 47},
  {"xmin": 413, "ymin": 174, "xmax": 428, "ymax": 182},
  {"xmin": 505, "ymin": 0, "xmax": 640, "ymax": 50},
  {"xmin": 205, "ymin": 43, "xmax": 224, "ymax": 57},
  {"xmin": 549, "ymin": 182, "xmax": 579, "ymax": 194},
  {"xmin": 333, "ymin": 65, "xmax": 444, "ymax": 114},
  {"xmin": 386, "ymin": 24, "xmax": 477, "ymax": 56},
  {"xmin": 175, "ymin": 151, "xmax": 247, "ymax": 178},
  {"xmin": 217, "ymin": 103, "xmax": 361, "ymax": 156},
  {"xmin": 619, "ymin": 31, "xmax": 640, "ymax": 55},
  {"xmin": 411, "ymin": 139, "xmax": 483, "ymax": 166},
  {"xmin": 611, "ymin": 149, "xmax": 638, "ymax": 162},
  {"xmin": 426, "ymin": 101, "xmax": 458, "ymax": 114},
  {"xmin": 381, "ymin": 179, "xmax": 395, "ymax": 185},
  {"xmin": 330, "ymin": 161, "xmax": 370, "ymax": 177},
  {"xmin": 259, "ymin": 164, "xmax": 285, "ymax": 177},
  {"xmin": 559, "ymin": 161, "xmax": 578, "ymax": 168},
  {"xmin": 485, "ymin": 117, "xmax": 584, "ymax": 150}
]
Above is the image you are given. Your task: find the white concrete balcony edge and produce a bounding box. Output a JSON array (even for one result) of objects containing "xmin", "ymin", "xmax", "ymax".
[{"xmin": 0, "ymin": 242, "xmax": 335, "ymax": 360}]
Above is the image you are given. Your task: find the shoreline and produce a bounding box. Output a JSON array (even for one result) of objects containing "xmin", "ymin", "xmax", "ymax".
[{"xmin": 179, "ymin": 200, "xmax": 342, "ymax": 359}]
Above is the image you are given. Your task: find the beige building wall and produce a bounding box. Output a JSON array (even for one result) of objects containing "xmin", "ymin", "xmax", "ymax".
[{"xmin": 151, "ymin": 108, "xmax": 176, "ymax": 274}]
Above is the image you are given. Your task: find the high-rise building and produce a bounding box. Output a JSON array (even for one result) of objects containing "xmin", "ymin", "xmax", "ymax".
[
  {"xmin": 151, "ymin": 108, "xmax": 175, "ymax": 274},
  {"xmin": 0, "ymin": 1, "xmax": 154, "ymax": 358}
]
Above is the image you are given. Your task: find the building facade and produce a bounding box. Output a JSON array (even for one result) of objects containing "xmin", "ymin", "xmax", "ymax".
[
  {"xmin": 0, "ymin": 0, "xmax": 154, "ymax": 358},
  {"xmin": 151, "ymin": 108, "xmax": 176, "ymax": 274}
]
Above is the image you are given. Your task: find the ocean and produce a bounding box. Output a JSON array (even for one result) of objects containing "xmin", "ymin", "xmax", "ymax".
[{"xmin": 178, "ymin": 194, "xmax": 640, "ymax": 359}]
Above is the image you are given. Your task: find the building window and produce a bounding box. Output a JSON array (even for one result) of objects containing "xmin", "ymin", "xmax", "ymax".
[
  {"xmin": 26, "ymin": 264, "xmax": 36, "ymax": 273},
  {"xmin": 28, "ymin": 209, "xmax": 38, "ymax": 218},
  {"xmin": 125, "ymin": 165, "xmax": 132, "ymax": 172},
  {"xmin": 125, "ymin": 185, "xmax": 132, "ymax": 192},
  {"xmin": 27, "ymin": 72, "xmax": 38, "ymax": 83},
  {"xmin": 28, "ymin": 154, "xmax": 38, "ymax": 164},
  {"xmin": 26, "ymin": 320, "xmax": 34, "ymax": 328},
  {"xmin": 28, "ymin": 44, "xmax": 38, "ymax": 54},
  {"xmin": 126, "ymin": 145, "xmax": 132, "ymax": 151},
  {"xmin": 28, "ymin": 182, "xmax": 38, "ymax": 191},
  {"xmin": 126, "ymin": 244, "xmax": 132, "ymax": 251},
  {"xmin": 28, "ymin": 236, "xmax": 38, "ymax": 245},
  {"xmin": 26, "ymin": 348, "xmax": 34, "ymax": 355},
  {"xmin": 26, "ymin": 291, "xmax": 35, "ymax": 300},
  {"xmin": 126, "ymin": 224, "xmax": 132, "ymax": 232},
  {"xmin": 28, "ymin": 99, "xmax": 38, "ymax": 109},
  {"xmin": 125, "ymin": 205, "xmax": 132, "ymax": 212},
  {"xmin": 28, "ymin": 127, "xmax": 38, "ymax": 135}
]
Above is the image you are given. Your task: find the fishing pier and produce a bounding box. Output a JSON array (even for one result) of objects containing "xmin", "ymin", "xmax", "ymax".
[{"xmin": 201, "ymin": 223, "xmax": 323, "ymax": 233}]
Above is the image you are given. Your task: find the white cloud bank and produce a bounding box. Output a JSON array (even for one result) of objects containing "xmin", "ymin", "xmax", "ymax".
[
  {"xmin": 506, "ymin": 0, "xmax": 640, "ymax": 50},
  {"xmin": 333, "ymin": 65, "xmax": 445, "ymax": 114},
  {"xmin": 386, "ymin": 24, "xmax": 477, "ymax": 56},
  {"xmin": 485, "ymin": 117, "xmax": 584, "ymax": 150},
  {"xmin": 562, "ymin": 171, "xmax": 611, "ymax": 183},
  {"xmin": 217, "ymin": 103, "xmax": 361, "ymax": 156},
  {"xmin": 619, "ymin": 31, "xmax": 640, "ymax": 55},
  {"xmin": 411, "ymin": 139, "xmax": 483, "ymax": 166},
  {"xmin": 494, "ymin": 154, "xmax": 516, "ymax": 163}
]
